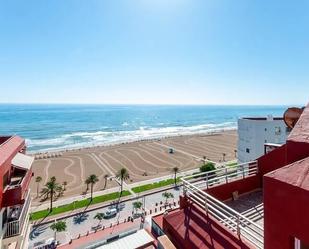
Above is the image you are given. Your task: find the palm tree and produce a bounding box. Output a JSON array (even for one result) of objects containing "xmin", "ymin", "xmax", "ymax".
[
  {"xmin": 86, "ymin": 174, "xmax": 99, "ymax": 201},
  {"xmin": 172, "ymin": 167, "xmax": 179, "ymax": 185},
  {"xmin": 116, "ymin": 168, "xmax": 130, "ymax": 195},
  {"xmin": 162, "ymin": 192, "xmax": 174, "ymax": 204},
  {"xmin": 50, "ymin": 220, "xmax": 66, "ymax": 242},
  {"xmin": 85, "ymin": 178, "xmax": 91, "ymax": 192},
  {"xmin": 41, "ymin": 177, "xmax": 61, "ymax": 212},
  {"xmin": 35, "ymin": 176, "xmax": 42, "ymax": 198},
  {"xmin": 234, "ymin": 149, "xmax": 237, "ymax": 158},
  {"xmin": 94, "ymin": 213, "xmax": 104, "ymax": 226},
  {"xmin": 132, "ymin": 201, "xmax": 142, "ymax": 214},
  {"xmin": 62, "ymin": 181, "xmax": 67, "ymax": 191},
  {"xmin": 103, "ymin": 174, "xmax": 109, "ymax": 190},
  {"xmin": 222, "ymin": 153, "xmax": 226, "ymax": 162},
  {"xmin": 56, "ymin": 185, "xmax": 63, "ymax": 197}
]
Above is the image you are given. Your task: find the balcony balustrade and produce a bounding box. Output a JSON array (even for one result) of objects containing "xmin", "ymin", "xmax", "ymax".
[
  {"xmin": 4, "ymin": 190, "xmax": 31, "ymax": 238},
  {"xmin": 3, "ymin": 168, "xmax": 32, "ymax": 207}
]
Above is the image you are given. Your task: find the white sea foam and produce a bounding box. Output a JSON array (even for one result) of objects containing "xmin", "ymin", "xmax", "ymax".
[{"xmin": 27, "ymin": 122, "xmax": 236, "ymax": 152}]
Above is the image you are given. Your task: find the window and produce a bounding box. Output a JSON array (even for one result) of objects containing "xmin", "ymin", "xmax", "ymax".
[
  {"xmin": 2, "ymin": 208, "xmax": 7, "ymax": 228},
  {"xmin": 275, "ymin": 126, "xmax": 281, "ymax": 135},
  {"xmin": 246, "ymin": 148, "xmax": 250, "ymax": 153}
]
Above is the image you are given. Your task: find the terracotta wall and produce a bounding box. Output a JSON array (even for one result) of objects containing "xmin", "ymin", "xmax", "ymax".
[
  {"xmin": 286, "ymin": 141, "xmax": 309, "ymax": 164},
  {"xmin": 0, "ymin": 136, "xmax": 25, "ymax": 208},
  {"xmin": 205, "ymin": 175, "xmax": 261, "ymax": 201},
  {"xmin": 264, "ymin": 176, "xmax": 309, "ymax": 249},
  {"xmin": 2, "ymin": 169, "xmax": 32, "ymax": 207},
  {"xmin": 263, "ymin": 133, "xmax": 309, "ymax": 248},
  {"xmin": 257, "ymin": 144, "xmax": 287, "ymax": 178}
]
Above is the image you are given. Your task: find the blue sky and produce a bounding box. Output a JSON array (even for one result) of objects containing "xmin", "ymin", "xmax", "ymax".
[{"xmin": 0, "ymin": 0, "xmax": 308, "ymax": 105}]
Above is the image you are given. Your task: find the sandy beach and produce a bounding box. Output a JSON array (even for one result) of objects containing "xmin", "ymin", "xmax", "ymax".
[{"xmin": 29, "ymin": 130, "xmax": 237, "ymax": 203}]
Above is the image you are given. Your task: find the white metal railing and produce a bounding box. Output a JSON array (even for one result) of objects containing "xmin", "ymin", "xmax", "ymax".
[
  {"xmin": 4, "ymin": 190, "xmax": 31, "ymax": 238},
  {"xmin": 182, "ymin": 164, "xmax": 264, "ymax": 249},
  {"xmin": 182, "ymin": 161, "xmax": 258, "ymax": 189}
]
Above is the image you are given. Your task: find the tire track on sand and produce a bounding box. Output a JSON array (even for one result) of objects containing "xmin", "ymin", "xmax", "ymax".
[
  {"xmin": 99, "ymin": 151, "xmax": 143, "ymax": 178},
  {"xmin": 43, "ymin": 159, "xmax": 52, "ymax": 184},
  {"xmin": 63, "ymin": 155, "xmax": 88, "ymax": 194},
  {"xmin": 62, "ymin": 158, "xmax": 77, "ymax": 187},
  {"xmin": 90, "ymin": 153, "xmax": 115, "ymax": 176}
]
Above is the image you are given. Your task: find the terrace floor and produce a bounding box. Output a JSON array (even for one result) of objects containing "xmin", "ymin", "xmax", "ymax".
[
  {"xmin": 163, "ymin": 203, "xmax": 254, "ymax": 249},
  {"xmin": 225, "ymin": 190, "xmax": 264, "ymax": 227}
]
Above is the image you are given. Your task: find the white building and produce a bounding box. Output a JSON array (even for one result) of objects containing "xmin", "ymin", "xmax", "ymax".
[{"xmin": 237, "ymin": 115, "xmax": 289, "ymax": 163}]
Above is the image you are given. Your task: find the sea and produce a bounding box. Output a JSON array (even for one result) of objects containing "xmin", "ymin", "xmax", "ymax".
[{"xmin": 0, "ymin": 104, "xmax": 288, "ymax": 152}]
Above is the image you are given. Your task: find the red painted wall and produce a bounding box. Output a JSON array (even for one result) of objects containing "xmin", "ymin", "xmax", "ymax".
[
  {"xmin": 286, "ymin": 141, "xmax": 309, "ymax": 164},
  {"xmin": 264, "ymin": 176, "xmax": 309, "ymax": 249},
  {"xmin": 0, "ymin": 136, "xmax": 26, "ymax": 208},
  {"xmin": 205, "ymin": 175, "xmax": 260, "ymax": 201},
  {"xmin": 257, "ymin": 144, "xmax": 287, "ymax": 178},
  {"xmin": 2, "ymin": 169, "xmax": 32, "ymax": 207}
]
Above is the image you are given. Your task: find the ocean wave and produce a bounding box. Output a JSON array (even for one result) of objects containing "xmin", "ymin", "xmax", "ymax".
[{"xmin": 26, "ymin": 122, "xmax": 236, "ymax": 152}]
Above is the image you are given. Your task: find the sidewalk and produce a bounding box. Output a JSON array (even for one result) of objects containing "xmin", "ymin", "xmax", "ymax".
[
  {"xmin": 32, "ymin": 183, "xmax": 181, "ymax": 226},
  {"xmin": 31, "ymin": 194, "xmax": 133, "ymax": 226},
  {"xmin": 29, "ymin": 199, "xmax": 180, "ymax": 246},
  {"xmin": 58, "ymin": 219, "xmax": 142, "ymax": 249}
]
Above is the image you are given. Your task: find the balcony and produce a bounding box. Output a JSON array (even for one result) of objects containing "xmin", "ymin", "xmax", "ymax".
[
  {"xmin": 181, "ymin": 161, "xmax": 264, "ymax": 249},
  {"xmin": 3, "ymin": 168, "xmax": 32, "ymax": 207},
  {"xmin": 4, "ymin": 190, "xmax": 31, "ymax": 238},
  {"xmin": 182, "ymin": 160, "xmax": 259, "ymax": 190}
]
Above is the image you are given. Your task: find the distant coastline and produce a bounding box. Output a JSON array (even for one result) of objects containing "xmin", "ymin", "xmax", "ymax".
[
  {"xmin": 0, "ymin": 104, "xmax": 286, "ymax": 152},
  {"xmin": 26, "ymin": 122, "xmax": 237, "ymax": 153},
  {"xmin": 28, "ymin": 127, "xmax": 237, "ymax": 155}
]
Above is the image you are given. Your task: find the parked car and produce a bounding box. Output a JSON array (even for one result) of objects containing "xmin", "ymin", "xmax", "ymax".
[
  {"xmin": 108, "ymin": 202, "xmax": 125, "ymax": 211},
  {"xmin": 33, "ymin": 238, "xmax": 56, "ymax": 249},
  {"xmin": 133, "ymin": 212, "xmax": 143, "ymax": 219},
  {"xmin": 91, "ymin": 224, "xmax": 102, "ymax": 230},
  {"xmin": 104, "ymin": 208, "xmax": 117, "ymax": 219}
]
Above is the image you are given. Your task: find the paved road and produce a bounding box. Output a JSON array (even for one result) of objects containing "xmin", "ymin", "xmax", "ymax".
[{"xmin": 28, "ymin": 187, "xmax": 182, "ymax": 248}]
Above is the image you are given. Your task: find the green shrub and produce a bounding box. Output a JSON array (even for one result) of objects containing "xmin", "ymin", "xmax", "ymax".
[
  {"xmin": 132, "ymin": 178, "xmax": 180, "ymax": 193},
  {"xmin": 199, "ymin": 162, "xmax": 216, "ymax": 172},
  {"xmin": 226, "ymin": 161, "xmax": 237, "ymax": 167}
]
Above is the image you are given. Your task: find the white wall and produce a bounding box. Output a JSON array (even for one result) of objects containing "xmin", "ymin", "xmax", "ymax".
[{"xmin": 237, "ymin": 118, "xmax": 288, "ymax": 163}]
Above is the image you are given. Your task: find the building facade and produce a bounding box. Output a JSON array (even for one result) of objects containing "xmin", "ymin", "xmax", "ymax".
[
  {"xmin": 152, "ymin": 102, "xmax": 309, "ymax": 249},
  {"xmin": 237, "ymin": 116, "xmax": 289, "ymax": 163},
  {"xmin": 0, "ymin": 136, "xmax": 33, "ymax": 249}
]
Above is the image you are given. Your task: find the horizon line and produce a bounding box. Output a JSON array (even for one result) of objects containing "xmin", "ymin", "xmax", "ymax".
[{"xmin": 0, "ymin": 102, "xmax": 302, "ymax": 107}]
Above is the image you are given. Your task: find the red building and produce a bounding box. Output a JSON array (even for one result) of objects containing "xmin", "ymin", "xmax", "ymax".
[
  {"xmin": 0, "ymin": 136, "xmax": 33, "ymax": 249},
  {"xmin": 152, "ymin": 103, "xmax": 309, "ymax": 249}
]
